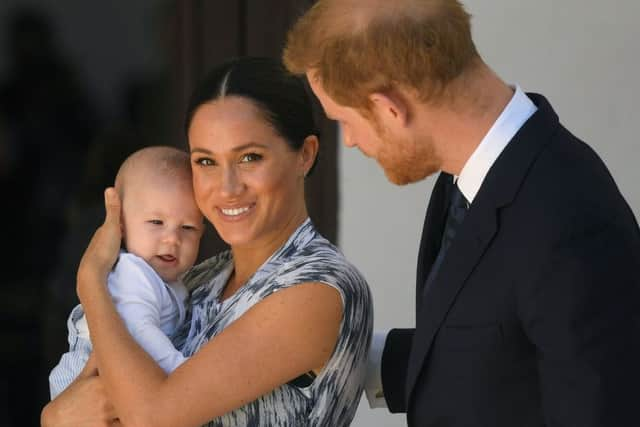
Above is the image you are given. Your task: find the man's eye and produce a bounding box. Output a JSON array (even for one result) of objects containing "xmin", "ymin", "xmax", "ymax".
[
  {"xmin": 240, "ymin": 153, "xmax": 262, "ymax": 163},
  {"xmin": 195, "ymin": 157, "xmax": 215, "ymax": 166},
  {"xmin": 148, "ymin": 219, "xmax": 163, "ymax": 225}
]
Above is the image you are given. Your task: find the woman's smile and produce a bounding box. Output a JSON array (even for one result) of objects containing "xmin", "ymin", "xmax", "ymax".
[{"xmin": 218, "ymin": 203, "xmax": 255, "ymax": 221}]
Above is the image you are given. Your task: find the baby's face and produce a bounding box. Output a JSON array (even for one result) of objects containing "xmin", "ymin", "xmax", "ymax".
[{"xmin": 121, "ymin": 178, "xmax": 203, "ymax": 282}]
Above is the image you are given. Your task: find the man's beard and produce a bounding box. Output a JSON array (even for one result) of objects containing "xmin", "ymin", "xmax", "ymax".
[{"xmin": 377, "ymin": 133, "xmax": 440, "ymax": 186}]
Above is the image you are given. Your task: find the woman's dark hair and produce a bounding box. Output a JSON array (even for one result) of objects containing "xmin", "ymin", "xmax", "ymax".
[{"xmin": 185, "ymin": 56, "xmax": 320, "ymax": 175}]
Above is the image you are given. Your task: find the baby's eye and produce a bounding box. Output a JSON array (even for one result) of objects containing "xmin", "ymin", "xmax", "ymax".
[
  {"xmin": 240, "ymin": 153, "xmax": 262, "ymax": 163},
  {"xmin": 148, "ymin": 219, "xmax": 163, "ymax": 225},
  {"xmin": 181, "ymin": 224, "xmax": 198, "ymax": 231},
  {"xmin": 194, "ymin": 157, "xmax": 215, "ymax": 167}
]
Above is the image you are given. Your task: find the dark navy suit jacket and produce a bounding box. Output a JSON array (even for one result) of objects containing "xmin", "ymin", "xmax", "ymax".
[{"xmin": 381, "ymin": 94, "xmax": 640, "ymax": 426}]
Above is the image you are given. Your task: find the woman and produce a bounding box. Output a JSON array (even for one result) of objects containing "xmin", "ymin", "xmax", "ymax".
[{"xmin": 41, "ymin": 57, "xmax": 372, "ymax": 427}]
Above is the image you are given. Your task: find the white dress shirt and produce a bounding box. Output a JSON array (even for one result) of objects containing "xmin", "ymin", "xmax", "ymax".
[{"xmin": 365, "ymin": 86, "xmax": 537, "ymax": 408}]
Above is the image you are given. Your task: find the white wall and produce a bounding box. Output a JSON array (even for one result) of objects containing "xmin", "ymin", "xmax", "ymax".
[{"xmin": 343, "ymin": 1, "xmax": 640, "ymax": 426}]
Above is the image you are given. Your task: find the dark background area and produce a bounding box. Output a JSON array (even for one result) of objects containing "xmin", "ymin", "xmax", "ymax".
[{"xmin": 0, "ymin": 1, "xmax": 336, "ymax": 424}]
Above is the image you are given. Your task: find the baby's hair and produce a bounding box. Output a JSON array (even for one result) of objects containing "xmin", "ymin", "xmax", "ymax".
[{"xmin": 115, "ymin": 146, "xmax": 192, "ymax": 200}]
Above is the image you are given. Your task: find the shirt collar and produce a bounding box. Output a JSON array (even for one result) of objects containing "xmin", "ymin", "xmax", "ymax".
[{"xmin": 456, "ymin": 85, "xmax": 537, "ymax": 203}]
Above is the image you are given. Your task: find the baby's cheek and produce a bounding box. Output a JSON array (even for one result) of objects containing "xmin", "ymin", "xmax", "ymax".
[{"xmin": 185, "ymin": 239, "xmax": 201, "ymax": 263}]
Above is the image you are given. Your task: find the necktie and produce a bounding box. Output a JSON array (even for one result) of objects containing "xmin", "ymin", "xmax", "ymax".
[{"xmin": 422, "ymin": 183, "xmax": 469, "ymax": 298}]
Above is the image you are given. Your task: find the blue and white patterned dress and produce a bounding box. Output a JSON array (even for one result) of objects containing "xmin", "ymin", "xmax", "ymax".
[{"xmin": 173, "ymin": 218, "xmax": 372, "ymax": 427}]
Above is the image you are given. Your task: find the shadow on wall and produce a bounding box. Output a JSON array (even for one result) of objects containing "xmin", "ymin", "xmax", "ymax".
[
  {"xmin": 0, "ymin": 4, "xmax": 177, "ymax": 425},
  {"xmin": 0, "ymin": 7, "xmax": 98, "ymax": 424}
]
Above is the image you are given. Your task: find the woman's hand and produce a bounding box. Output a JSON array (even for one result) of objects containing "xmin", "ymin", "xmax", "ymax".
[
  {"xmin": 41, "ymin": 376, "xmax": 119, "ymax": 427},
  {"xmin": 77, "ymin": 188, "xmax": 122, "ymax": 301}
]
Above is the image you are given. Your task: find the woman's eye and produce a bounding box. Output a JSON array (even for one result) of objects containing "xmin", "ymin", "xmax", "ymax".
[
  {"xmin": 148, "ymin": 219, "xmax": 163, "ymax": 225},
  {"xmin": 194, "ymin": 157, "xmax": 215, "ymax": 166},
  {"xmin": 240, "ymin": 153, "xmax": 262, "ymax": 163}
]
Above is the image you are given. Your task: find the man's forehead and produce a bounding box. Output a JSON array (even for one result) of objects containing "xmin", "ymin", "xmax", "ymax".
[{"xmin": 305, "ymin": 75, "xmax": 335, "ymax": 110}]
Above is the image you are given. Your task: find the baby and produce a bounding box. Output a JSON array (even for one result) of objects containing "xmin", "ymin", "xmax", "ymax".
[{"xmin": 49, "ymin": 146, "xmax": 203, "ymax": 398}]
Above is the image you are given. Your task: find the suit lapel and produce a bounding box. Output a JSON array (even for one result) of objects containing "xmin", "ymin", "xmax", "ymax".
[
  {"xmin": 404, "ymin": 92, "xmax": 561, "ymax": 404},
  {"xmin": 406, "ymin": 197, "xmax": 498, "ymax": 400}
]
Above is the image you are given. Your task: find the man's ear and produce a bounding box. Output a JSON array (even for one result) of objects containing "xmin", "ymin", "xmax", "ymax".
[{"xmin": 368, "ymin": 90, "xmax": 410, "ymax": 128}]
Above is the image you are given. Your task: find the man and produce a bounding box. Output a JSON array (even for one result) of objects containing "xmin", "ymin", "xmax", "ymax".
[{"xmin": 284, "ymin": 0, "xmax": 640, "ymax": 426}]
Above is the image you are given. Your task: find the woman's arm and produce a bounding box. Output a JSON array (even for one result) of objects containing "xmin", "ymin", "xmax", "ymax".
[{"xmin": 78, "ymin": 189, "xmax": 343, "ymax": 427}]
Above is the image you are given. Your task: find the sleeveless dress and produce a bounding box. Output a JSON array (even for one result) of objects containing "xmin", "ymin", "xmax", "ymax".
[{"xmin": 172, "ymin": 219, "xmax": 373, "ymax": 427}]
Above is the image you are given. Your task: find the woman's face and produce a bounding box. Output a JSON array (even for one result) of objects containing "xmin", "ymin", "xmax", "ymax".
[{"xmin": 188, "ymin": 96, "xmax": 311, "ymax": 250}]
